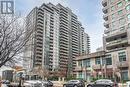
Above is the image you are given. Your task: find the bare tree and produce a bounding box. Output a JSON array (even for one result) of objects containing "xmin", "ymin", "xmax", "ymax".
[
  {"xmin": 0, "ymin": 15, "xmax": 33, "ymax": 67},
  {"xmin": 32, "ymin": 66, "xmax": 49, "ymax": 80}
]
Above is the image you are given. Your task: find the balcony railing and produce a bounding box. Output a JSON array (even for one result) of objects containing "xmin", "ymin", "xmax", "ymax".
[
  {"xmin": 104, "ymin": 29, "xmax": 110, "ymax": 34},
  {"xmin": 117, "ymin": 61, "xmax": 129, "ymax": 68},
  {"xmin": 104, "ymin": 22, "xmax": 109, "ymax": 28},
  {"xmin": 105, "ymin": 29, "xmax": 127, "ymax": 39},
  {"xmin": 92, "ymin": 65, "xmax": 101, "ymax": 70},
  {"xmin": 102, "ymin": 6, "xmax": 108, "ymax": 14},
  {"xmin": 74, "ymin": 66, "xmax": 82, "ymax": 71},
  {"xmin": 103, "ymin": 14, "xmax": 108, "ymax": 21},
  {"xmin": 106, "ymin": 38, "xmax": 128, "ymax": 47},
  {"xmin": 102, "ymin": 0, "xmax": 107, "ymax": 7}
]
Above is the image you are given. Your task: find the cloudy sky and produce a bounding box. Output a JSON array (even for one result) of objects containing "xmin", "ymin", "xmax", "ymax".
[{"xmin": 15, "ymin": 0, "xmax": 104, "ymax": 52}]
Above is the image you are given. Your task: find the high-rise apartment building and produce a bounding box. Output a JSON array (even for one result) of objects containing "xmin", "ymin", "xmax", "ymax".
[
  {"xmin": 24, "ymin": 7, "xmax": 38, "ymax": 70},
  {"xmin": 83, "ymin": 33, "xmax": 90, "ymax": 54},
  {"xmin": 78, "ymin": 22, "xmax": 90, "ymax": 55},
  {"xmin": 103, "ymin": 0, "xmax": 130, "ymax": 80},
  {"xmin": 24, "ymin": 3, "xmax": 90, "ymax": 77},
  {"xmin": 103, "ymin": 0, "xmax": 130, "ymax": 51}
]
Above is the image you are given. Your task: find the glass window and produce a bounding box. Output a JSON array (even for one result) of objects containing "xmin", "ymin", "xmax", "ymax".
[
  {"xmin": 122, "ymin": 71, "xmax": 128, "ymax": 80},
  {"xmin": 79, "ymin": 71, "xmax": 83, "ymax": 78},
  {"xmin": 117, "ymin": 2, "xmax": 123, "ymax": 7},
  {"xmin": 112, "ymin": 21, "xmax": 116, "ymax": 27},
  {"xmin": 128, "ymin": 23, "xmax": 130, "ymax": 28},
  {"xmin": 83, "ymin": 59, "xmax": 90, "ymax": 67},
  {"xmin": 126, "ymin": 5, "xmax": 130, "ymax": 11},
  {"xmin": 111, "ymin": 6, "xmax": 114, "ymax": 11},
  {"xmin": 102, "ymin": 58, "xmax": 106, "ymax": 65},
  {"xmin": 125, "ymin": 0, "xmax": 130, "ymax": 2},
  {"xmin": 119, "ymin": 18, "xmax": 125, "ymax": 25},
  {"xmin": 110, "ymin": 0, "xmax": 114, "ymax": 3},
  {"xmin": 78, "ymin": 61, "xmax": 82, "ymax": 67},
  {"xmin": 112, "ymin": 14, "xmax": 115, "ymax": 19},
  {"xmin": 127, "ymin": 14, "xmax": 130, "ymax": 20},
  {"xmin": 118, "ymin": 10, "xmax": 123, "ymax": 15},
  {"xmin": 95, "ymin": 58, "xmax": 101, "ymax": 65},
  {"xmin": 106, "ymin": 55, "xmax": 112, "ymax": 65},
  {"xmin": 118, "ymin": 51, "xmax": 126, "ymax": 62},
  {"xmin": 106, "ymin": 58, "xmax": 112, "ymax": 65}
]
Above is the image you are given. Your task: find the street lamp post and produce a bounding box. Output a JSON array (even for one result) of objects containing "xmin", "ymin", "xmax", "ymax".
[
  {"xmin": 120, "ymin": 63, "xmax": 123, "ymax": 87},
  {"xmin": 85, "ymin": 66, "xmax": 87, "ymax": 81}
]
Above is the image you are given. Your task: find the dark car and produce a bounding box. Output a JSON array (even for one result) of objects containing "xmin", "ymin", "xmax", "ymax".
[
  {"xmin": 87, "ymin": 79, "xmax": 118, "ymax": 87},
  {"xmin": 63, "ymin": 80, "xmax": 85, "ymax": 87},
  {"xmin": 42, "ymin": 80, "xmax": 53, "ymax": 87},
  {"xmin": 1, "ymin": 80, "xmax": 10, "ymax": 84}
]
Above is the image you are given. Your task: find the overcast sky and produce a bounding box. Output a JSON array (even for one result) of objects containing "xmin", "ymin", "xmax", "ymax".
[{"xmin": 15, "ymin": 0, "xmax": 104, "ymax": 52}]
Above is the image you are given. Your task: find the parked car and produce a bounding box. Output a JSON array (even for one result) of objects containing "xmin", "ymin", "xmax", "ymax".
[
  {"xmin": 126, "ymin": 81, "xmax": 130, "ymax": 87},
  {"xmin": 23, "ymin": 80, "xmax": 53, "ymax": 87},
  {"xmin": 23, "ymin": 80, "xmax": 42, "ymax": 87},
  {"xmin": 1, "ymin": 80, "xmax": 10, "ymax": 84},
  {"xmin": 42, "ymin": 80, "xmax": 53, "ymax": 87},
  {"xmin": 63, "ymin": 80, "xmax": 85, "ymax": 87},
  {"xmin": 87, "ymin": 79, "xmax": 118, "ymax": 87}
]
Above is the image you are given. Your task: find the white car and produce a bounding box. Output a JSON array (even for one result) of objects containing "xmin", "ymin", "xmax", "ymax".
[
  {"xmin": 126, "ymin": 81, "xmax": 130, "ymax": 87},
  {"xmin": 1, "ymin": 84, "xmax": 8, "ymax": 87},
  {"xmin": 87, "ymin": 79, "xmax": 118, "ymax": 87},
  {"xmin": 23, "ymin": 80, "xmax": 42, "ymax": 87}
]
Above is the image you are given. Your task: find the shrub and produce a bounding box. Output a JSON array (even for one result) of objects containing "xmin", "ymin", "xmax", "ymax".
[{"xmin": 48, "ymin": 76, "xmax": 58, "ymax": 81}]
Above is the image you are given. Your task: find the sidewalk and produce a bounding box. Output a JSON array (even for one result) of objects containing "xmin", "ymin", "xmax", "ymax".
[
  {"xmin": 118, "ymin": 83, "xmax": 127, "ymax": 87},
  {"xmin": 52, "ymin": 81, "xmax": 64, "ymax": 87}
]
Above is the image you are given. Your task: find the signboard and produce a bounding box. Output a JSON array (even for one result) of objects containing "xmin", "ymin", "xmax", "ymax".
[{"xmin": 0, "ymin": 0, "xmax": 14, "ymax": 14}]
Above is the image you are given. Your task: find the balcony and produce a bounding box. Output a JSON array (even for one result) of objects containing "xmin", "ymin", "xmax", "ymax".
[
  {"xmin": 35, "ymin": 58, "xmax": 42, "ymax": 62},
  {"xmin": 106, "ymin": 38, "xmax": 128, "ymax": 47},
  {"xmin": 104, "ymin": 22, "xmax": 109, "ymax": 28},
  {"xmin": 35, "ymin": 62, "xmax": 42, "ymax": 65},
  {"xmin": 103, "ymin": 15, "xmax": 108, "ymax": 21},
  {"xmin": 102, "ymin": 0, "xmax": 107, "ymax": 7},
  {"xmin": 104, "ymin": 29, "xmax": 110, "ymax": 34},
  {"xmin": 102, "ymin": 7, "xmax": 108, "ymax": 14},
  {"xmin": 60, "ymin": 59, "xmax": 67, "ymax": 62},
  {"xmin": 117, "ymin": 61, "xmax": 129, "ymax": 68},
  {"xmin": 74, "ymin": 66, "xmax": 83, "ymax": 71},
  {"xmin": 107, "ymin": 29, "xmax": 127, "ymax": 39},
  {"xmin": 92, "ymin": 65, "xmax": 101, "ymax": 70}
]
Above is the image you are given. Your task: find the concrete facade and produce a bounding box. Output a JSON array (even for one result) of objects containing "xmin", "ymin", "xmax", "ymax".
[
  {"xmin": 74, "ymin": 51, "xmax": 105, "ymax": 82},
  {"xmin": 74, "ymin": 50, "xmax": 130, "ymax": 82},
  {"xmin": 24, "ymin": 3, "xmax": 90, "ymax": 77},
  {"xmin": 74, "ymin": 0, "xmax": 130, "ymax": 82},
  {"xmin": 102, "ymin": 0, "xmax": 130, "ymax": 81},
  {"xmin": 103, "ymin": 0, "xmax": 130, "ymax": 51}
]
